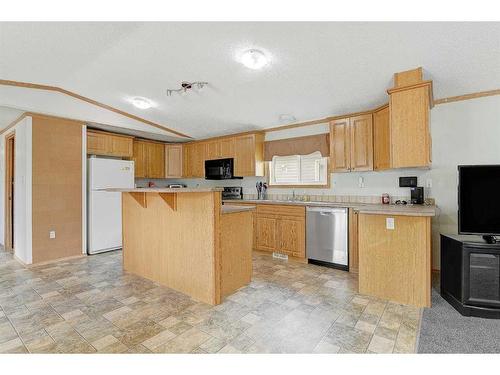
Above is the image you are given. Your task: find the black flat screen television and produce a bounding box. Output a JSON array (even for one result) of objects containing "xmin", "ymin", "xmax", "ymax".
[{"xmin": 458, "ymin": 165, "xmax": 500, "ymax": 236}]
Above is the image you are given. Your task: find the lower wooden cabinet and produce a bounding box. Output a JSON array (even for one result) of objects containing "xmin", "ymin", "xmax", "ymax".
[
  {"xmin": 254, "ymin": 204, "xmax": 305, "ymax": 258},
  {"xmin": 358, "ymin": 213, "xmax": 431, "ymax": 307}
]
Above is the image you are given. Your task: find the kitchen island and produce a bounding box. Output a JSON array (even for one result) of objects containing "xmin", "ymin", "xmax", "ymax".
[{"xmin": 107, "ymin": 188, "xmax": 255, "ymax": 305}]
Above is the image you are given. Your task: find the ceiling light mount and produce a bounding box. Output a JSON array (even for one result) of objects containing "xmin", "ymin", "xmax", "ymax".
[
  {"xmin": 240, "ymin": 49, "xmax": 268, "ymax": 70},
  {"xmin": 166, "ymin": 81, "xmax": 209, "ymax": 96}
]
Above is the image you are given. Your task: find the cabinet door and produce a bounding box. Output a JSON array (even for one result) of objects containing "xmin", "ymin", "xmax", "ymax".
[
  {"xmin": 255, "ymin": 215, "xmax": 277, "ymax": 252},
  {"xmin": 183, "ymin": 143, "xmax": 193, "ymax": 177},
  {"xmin": 219, "ymin": 138, "xmax": 235, "ymax": 159},
  {"xmin": 205, "ymin": 141, "xmax": 220, "ymax": 161},
  {"xmin": 277, "ymin": 217, "xmax": 305, "ymax": 257},
  {"xmin": 234, "ymin": 135, "xmax": 255, "ymax": 176},
  {"xmin": 132, "ymin": 141, "xmax": 147, "ymax": 178},
  {"xmin": 165, "ymin": 144, "xmax": 183, "ymax": 178},
  {"xmin": 147, "ymin": 142, "xmax": 165, "ymax": 178},
  {"xmin": 390, "ymin": 86, "xmax": 431, "ymax": 168},
  {"xmin": 192, "ymin": 142, "xmax": 207, "ymax": 178},
  {"xmin": 330, "ymin": 118, "xmax": 351, "ymax": 172},
  {"xmin": 349, "ymin": 114, "xmax": 373, "ymax": 171},
  {"xmin": 373, "ymin": 106, "xmax": 391, "ymax": 171},
  {"xmin": 87, "ymin": 131, "xmax": 110, "ymax": 155},
  {"xmin": 110, "ymin": 135, "xmax": 133, "ymax": 157}
]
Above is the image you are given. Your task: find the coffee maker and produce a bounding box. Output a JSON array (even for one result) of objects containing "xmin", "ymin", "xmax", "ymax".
[{"xmin": 410, "ymin": 186, "xmax": 424, "ymax": 205}]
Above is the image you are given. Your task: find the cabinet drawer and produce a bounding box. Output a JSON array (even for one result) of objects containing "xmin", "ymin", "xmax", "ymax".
[{"xmin": 256, "ymin": 204, "xmax": 305, "ymax": 218}]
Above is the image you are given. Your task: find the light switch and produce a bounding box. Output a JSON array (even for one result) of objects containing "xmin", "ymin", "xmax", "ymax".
[
  {"xmin": 49, "ymin": 230, "xmax": 56, "ymax": 239},
  {"xmin": 386, "ymin": 218, "xmax": 395, "ymax": 230}
]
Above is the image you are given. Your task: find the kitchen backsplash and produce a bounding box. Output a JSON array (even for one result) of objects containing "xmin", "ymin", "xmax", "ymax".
[{"xmin": 136, "ymin": 166, "xmax": 434, "ymax": 205}]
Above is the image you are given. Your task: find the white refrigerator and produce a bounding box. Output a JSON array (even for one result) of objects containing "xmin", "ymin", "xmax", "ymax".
[{"xmin": 88, "ymin": 157, "xmax": 134, "ymax": 254}]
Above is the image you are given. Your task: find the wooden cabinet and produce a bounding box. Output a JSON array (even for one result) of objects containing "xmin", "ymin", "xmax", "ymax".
[
  {"xmin": 219, "ymin": 138, "xmax": 235, "ymax": 159},
  {"xmin": 388, "ymin": 69, "xmax": 432, "ymax": 168},
  {"xmin": 132, "ymin": 140, "xmax": 165, "ymax": 178},
  {"xmin": 254, "ymin": 204, "xmax": 305, "ymax": 258},
  {"xmin": 183, "ymin": 142, "xmax": 206, "ymax": 178},
  {"xmin": 255, "ymin": 215, "xmax": 278, "ymax": 252},
  {"xmin": 348, "ymin": 209, "xmax": 359, "ymax": 274},
  {"xmin": 350, "ymin": 114, "xmax": 373, "ymax": 171},
  {"xmin": 358, "ymin": 213, "xmax": 431, "ymax": 307},
  {"xmin": 205, "ymin": 140, "xmax": 220, "ymax": 161},
  {"xmin": 234, "ymin": 133, "xmax": 264, "ymax": 177},
  {"xmin": 87, "ymin": 130, "xmax": 133, "ymax": 158},
  {"xmin": 330, "ymin": 114, "xmax": 373, "ymax": 172},
  {"xmin": 330, "ymin": 118, "xmax": 351, "ymax": 172},
  {"xmin": 132, "ymin": 141, "xmax": 148, "ymax": 178},
  {"xmin": 165, "ymin": 144, "xmax": 183, "ymax": 178},
  {"xmin": 373, "ymin": 105, "xmax": 391, "ymax": 171}
]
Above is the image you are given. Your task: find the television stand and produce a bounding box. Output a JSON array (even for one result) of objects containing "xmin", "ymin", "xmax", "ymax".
[
  {"xmin": 483, "ymin": 235, "xmax": 499, "ymax": 244},
  {"xmin": 440, "ymin": 234, "xmax": 500, "ymax": 319}
]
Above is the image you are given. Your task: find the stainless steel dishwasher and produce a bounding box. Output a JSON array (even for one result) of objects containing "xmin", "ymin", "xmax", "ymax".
[{"xmin": 306, "ymin": 206, "xmax": 348, "ymax": 270}]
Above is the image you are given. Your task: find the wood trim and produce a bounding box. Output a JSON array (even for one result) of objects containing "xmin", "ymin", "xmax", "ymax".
[
  {"xmin": 4, "ymin": 132, "xmax": 15, "ymax": 251},
  {"xmin": 434, "ymin": 89, "xmax": 500, "ymax": 105},
  {"xmin": 213, "ymin": 192, "xmax": 222, "ymax": 305},
  {"xmin": 0, "ymin": 113, "xmax": 27, "ymax": 135},
  {"xmin": 158, "ymin": 193, "xmax": 177, "ymax": 211},
  {"xmin": 129, "ymin": 192, "xmax": 147, "ymax": 208},
  {"xmin": 0, "ymin": 79, "xmax": 192, "ymax": 139},
  {"xmin": 186, "ymin": 129, "xmax": 265, "ymax": 144}
]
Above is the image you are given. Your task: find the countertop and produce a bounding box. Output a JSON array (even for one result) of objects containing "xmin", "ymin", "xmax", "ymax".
[
  {"xmin": 104, "ymin": 187, "xmax": 224, "ymax": 193},
  {"xmin": 222, "ymin": 199, "xmax": 437, "ymax": 217},
  {"xmin": 221, "ymin": 205, "xmax": 256, "ymax": 214}
]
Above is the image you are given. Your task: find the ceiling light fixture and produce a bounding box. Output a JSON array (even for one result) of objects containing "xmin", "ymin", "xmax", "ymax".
[
  {"xmin": 130, "ymin": 97, "xmax": 154, "ymax": 109},
  {"xmin": 241, "ymin": 49, "xmax": 268, "ymax": 70},
  {"xmin": 166, "ymin": 81, "xmax": 209, "ymax": 96}
]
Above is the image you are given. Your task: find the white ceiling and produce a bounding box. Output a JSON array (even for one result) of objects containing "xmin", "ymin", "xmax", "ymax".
[{"xmin": 1, "ymin": 22, "xmax": 499, "ymax": 139}]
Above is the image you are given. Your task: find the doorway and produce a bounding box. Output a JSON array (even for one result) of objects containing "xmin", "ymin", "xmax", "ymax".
[{"xmin": 5, "ymin": 132, "xmax": 15, "ymax": 251}]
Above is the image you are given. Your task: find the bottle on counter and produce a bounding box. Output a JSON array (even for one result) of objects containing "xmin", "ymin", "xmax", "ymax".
[{"xmin": 382, "ymin": 193, "xmax": 390, "ymax": 205}]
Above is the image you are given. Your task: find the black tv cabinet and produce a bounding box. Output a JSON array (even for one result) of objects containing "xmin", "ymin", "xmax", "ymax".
[{"xmin": 440, "ymin": 234, "xmax": 500, "ymax": 319}]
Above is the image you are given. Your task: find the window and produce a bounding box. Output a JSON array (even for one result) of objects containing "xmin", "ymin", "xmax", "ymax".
[{"xmin": 269, "ymin": 152, "xmax": 328, "ymax": 186}]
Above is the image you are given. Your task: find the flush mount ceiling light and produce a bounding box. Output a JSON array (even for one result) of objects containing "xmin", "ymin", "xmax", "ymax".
[
  {"xmin": 240, "ymin": 49, "xmax": 268, "ymax": 70},
  {"xmin": 130, "ymin": 97, "xmax": 154, "ymax": 109},
  {"xmin": 166, "ymin": 81, "xmax": 209, "ymax": 96}
]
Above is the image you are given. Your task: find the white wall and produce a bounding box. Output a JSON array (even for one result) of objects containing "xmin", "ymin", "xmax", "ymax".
[{"xmin": 0, "ymin": 117, "xmax": 33, "ymax": 264}]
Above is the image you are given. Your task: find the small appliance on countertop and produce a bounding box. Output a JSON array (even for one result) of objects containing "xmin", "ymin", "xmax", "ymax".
[
  {"xmin": 221, "ymin": 186, "xmax": 243, "ymax": 200},
  {"xmin": 410, "ymin": 186, "xmax": 425, "ymax": 205}
]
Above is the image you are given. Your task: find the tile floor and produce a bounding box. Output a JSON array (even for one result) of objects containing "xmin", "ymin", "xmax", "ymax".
[{"xmin": 0, "ymin": 248, "xmax": 421, "ymax": 353}]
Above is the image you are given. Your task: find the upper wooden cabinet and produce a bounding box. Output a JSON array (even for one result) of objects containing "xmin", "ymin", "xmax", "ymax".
[
  {"xmin": 132, "ymin": 140, "xmax": 165, "ymax": 179},
  {"xmin": 165, "ymin": 144, "xmax": 183, "ymax": 178},
  {"xmin": 233, "ymin": 133, "xmax": 264, "ymax": 177},
  {"xmin": 183, "ymin": 142, "xmax": 206, "ymax": 178},
  {"xmin": 219, "ymin": 138, "xmax": 235, "ymax": 159},
  {"xmin": 330, "ymin": 118, "xmax": 351, "ymax": 172},
  {"xmin": 373, "ymin": 105, "xmax": 391, "ymax": 171},
  {"xmin": 330, "ymin": 114, "xmax": 373, "ymax": 172},
  {"xmin": 87, "ymin": 130, "xmax": 133, "ymax": 158},
  {"xmin": 388, "ymin": 68, "xmax": 432, "ymax": 168}
]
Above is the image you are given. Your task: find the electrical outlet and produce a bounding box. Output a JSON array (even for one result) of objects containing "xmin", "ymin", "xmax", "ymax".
[
  {"xmin": 386, "ymin": 218, "xmax": 395, "ymax": 230},
  {"xmin": 358, "ymin": 176, "xmax": 364, "ymax": 188},
  {"xmin": 49, "ymin": 230, "xmax": 56, "ymax": 239},
  {"xmin": 426, "ymin": 179, "xmax": 432, "ymax": 188}
]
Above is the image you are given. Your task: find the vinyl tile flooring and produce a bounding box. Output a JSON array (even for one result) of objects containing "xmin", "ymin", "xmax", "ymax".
[{"xmin": 0, "ymin": 248, "xmax": 421, "ymax": 354}]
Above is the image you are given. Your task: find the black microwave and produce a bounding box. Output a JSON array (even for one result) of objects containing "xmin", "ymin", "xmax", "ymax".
[{"xmin": 205, "ymin": 158, "xmax": 242, "ymax": 180}]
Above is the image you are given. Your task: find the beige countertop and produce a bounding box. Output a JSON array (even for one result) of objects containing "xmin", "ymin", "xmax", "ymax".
[
  {"xmin": 223, "ymin": 199, "xmax": 437, "ymax": 217},
  {"xmin": 221, "ymin": 205, "xmax": 256, "ymax": 214},
  {"xmin": 104, "ymin": 187, "xmax": 224, "ymax": 193}
]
